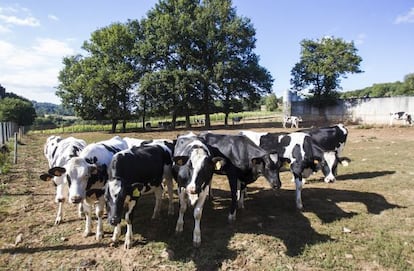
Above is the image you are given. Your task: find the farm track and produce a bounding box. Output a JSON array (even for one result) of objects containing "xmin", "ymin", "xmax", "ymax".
[{"xmin": 0, "ymin": 124, "xmax": 413, "ymax": 270}]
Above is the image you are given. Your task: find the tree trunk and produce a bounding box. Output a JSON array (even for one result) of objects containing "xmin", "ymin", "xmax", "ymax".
[
  {"xmin": 122, "ymin": 120, "xmax": 126, "ymax": 133},
  {"xmin": 111, "ymin": 119, "xmax": 118, "ymax": 133}
]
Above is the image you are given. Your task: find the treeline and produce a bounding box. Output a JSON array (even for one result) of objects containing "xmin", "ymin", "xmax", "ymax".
[
  {"xmin": 341, "ymin": 73, "xmax": 414, "ymax": 99},
  {"xmin": 32, "ymin": 102, "xmax": 74, "ymax": 116},
  {"xmin": 57, "ymin": 0, "xmax": 274, "ymax": 133}
]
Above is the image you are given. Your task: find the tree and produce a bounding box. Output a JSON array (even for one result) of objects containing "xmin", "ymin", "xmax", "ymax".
[
  {"xmin": 265, "ymin": 93, "xmax": 279, "ymax": 111},
  {"xmin": 291, "ymin": 37, "xmax": 362, "ymax": 107},
  {"xmin": 140, "ymin": 0, "xmax": 273, "ymax": 127},
  {"xmin": 57, "ymin": 23, "xmax": 138, "ymax": 133},
  {"xmin": 0, "ymin": 97, "xmax": 36, "ymax": 126}
]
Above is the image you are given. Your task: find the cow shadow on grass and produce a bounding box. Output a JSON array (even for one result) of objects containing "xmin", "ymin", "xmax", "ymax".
[{"xmin": 126, "ymin": 185, "xmax": 401, "ymax": 270}]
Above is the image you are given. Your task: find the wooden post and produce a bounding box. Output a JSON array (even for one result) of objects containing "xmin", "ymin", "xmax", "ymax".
[{"xmin": 14, "ymin": 132, "xmax": 18, "ymax": 164}]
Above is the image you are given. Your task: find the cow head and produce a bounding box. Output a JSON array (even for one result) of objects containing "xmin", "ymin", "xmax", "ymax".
[
  {"xmin": 173, "ymin": 134, "xmax": 224, "ymax": 206},
  {"xmin": 251, "ymin": 153, "xmax": 281, "ymax": 189},
  {"xmin": 105, "ymin": 177, "xmax": 137, "ymax": 226},
  {"xmin": 58, "ymin": 157, "xmax": 101, "ymax": 204}
]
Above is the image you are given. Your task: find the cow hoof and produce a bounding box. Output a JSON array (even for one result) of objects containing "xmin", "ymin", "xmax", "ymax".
[
  {"xmin": 83, "ymin": 231, "xmax": 92, "ymax": 238},
  {"xmin": 193, "ymin": 241, "xmax": 201, "ymax": 248},
  {"xmin": 96, "ymin": 233, "xmax": 103, "ymax": 241},
  {"xmin": 124, "ymin": 241, "xmax": 132, "ymax": 249},
  {"xmin": 54, "ymin": 218, "xmax": 62, "ymax": 225}
]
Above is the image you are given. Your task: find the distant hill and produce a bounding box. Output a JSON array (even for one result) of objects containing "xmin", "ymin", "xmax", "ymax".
[{"xmin": 32, "ymin": 101, "xmax": 74, "ymax": 116}]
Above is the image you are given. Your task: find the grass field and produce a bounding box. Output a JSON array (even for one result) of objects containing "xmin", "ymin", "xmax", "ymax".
[{"xmin": 0, "ymin": 123, "xmax": 413, "ymax": 270}]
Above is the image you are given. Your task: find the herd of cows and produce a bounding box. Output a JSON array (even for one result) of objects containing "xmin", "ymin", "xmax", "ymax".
[{"xmin": 39, "ymin": 124, "xmax": 350, "ymax": 249}]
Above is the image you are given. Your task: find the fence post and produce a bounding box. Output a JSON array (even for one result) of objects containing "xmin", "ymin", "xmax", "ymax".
[
  {"xmin": 1, "ymin": 122, "xmax": 4, "ymax": 145},
  {"xmin": 14, "ymin": 132, "xmax": 18, "ymax": 164}
]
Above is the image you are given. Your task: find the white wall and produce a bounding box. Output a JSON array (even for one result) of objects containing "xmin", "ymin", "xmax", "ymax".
[{"xmin": 291, "ymin": 96, "xmax": 414, "ymax": 124}]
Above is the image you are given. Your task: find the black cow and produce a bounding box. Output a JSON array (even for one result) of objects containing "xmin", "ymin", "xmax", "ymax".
[
  {"xmin": 299, "ymin": 124, "xmax": 350, "ymax": 182},
  {"xmin": 105, "ymin": 141, "xmax": 174, "ymax": 249},
  {"xmin": 241, "ymin": 131, "xmax": 325, "ymax": 210},
  {"xmin": 172, "ymin": 132, "xmax": 224, "ymax": 247},
  {"xmin": 199, "ymin": 132, "xmax": 281, "ymax": 221}
]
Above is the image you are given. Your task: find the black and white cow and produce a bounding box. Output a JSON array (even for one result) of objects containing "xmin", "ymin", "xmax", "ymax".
[
  {"xmin": 283, "ymin": 115, "xmax": 302, "ymax": 128},
  {"xmin": 172, "ymin": 132, "xmax": 224, "ymax": 247},
  {"xmin": 199, "ymin": 132, "xmax": 281, "ymax": 221},
  {"xmin": 40, "ymin": 136, "xmax": 86, "ymax": 224},
  {"xmin": 105, "ymin": 140, "xmax": 175, "ymax": 249},
  {"xmin": 299, "ymin": 124, "xmax": 350, "ymax": 182},
  {"xmin": 47, "ymin": 136, "xmax": 128, "ymax": 241},
  {"xmin": 240, "ymin": 130, "xmax": 325, "ymax": 210},
  {"xmin": 389, "ymin": 112, "xmax": 412, "ymax": 126}
]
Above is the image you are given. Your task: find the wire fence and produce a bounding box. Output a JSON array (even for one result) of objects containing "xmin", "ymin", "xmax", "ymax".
[{"xmin": 0, "ymin": 122, "xmax": 19, "ymax": 145}]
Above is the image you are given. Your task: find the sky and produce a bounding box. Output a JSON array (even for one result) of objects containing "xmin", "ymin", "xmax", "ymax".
[{"xmin": 0, "ymin": 0, "xmax": 413, "ymax": 104}]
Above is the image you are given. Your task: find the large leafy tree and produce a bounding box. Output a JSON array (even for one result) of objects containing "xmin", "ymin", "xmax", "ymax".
[
  {"xmin": 0, "ymin": 97, "xmax": 36, "ymax": 126},
  {"xmin": 57, "ymin": 23, "xmax": 138, "ymax": 133},
  {"xmin": 291, "ymin": 37, "xmax": 362, "ymax": 107},
  {"xmin": 139, "ymin": 0, "xmax": 202, "ymax": 128},
  {"xmin": 140, "ymin": 0, "xmax": 273, "ymax": 127}
]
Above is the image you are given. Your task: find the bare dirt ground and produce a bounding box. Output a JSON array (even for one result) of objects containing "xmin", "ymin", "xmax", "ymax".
[{"xmin": 0, "ymin": 122, "xmax": 413, "ymax": 271}]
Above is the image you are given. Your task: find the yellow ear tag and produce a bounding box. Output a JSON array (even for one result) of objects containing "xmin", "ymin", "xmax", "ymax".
[
  {"xmin": 283, "ymin": 161, "xmax": 290, "ymax": 168},
  {"xmin": 313, "ymin": 160, "xmax": 319, "ymax": 165},
  {"xmin": 132, "ymin": 188, "xmax": 141, "ymax": 198},
  {"xmin": 215, "ymin": 161, "xmax": 222, "ymax": 170}
]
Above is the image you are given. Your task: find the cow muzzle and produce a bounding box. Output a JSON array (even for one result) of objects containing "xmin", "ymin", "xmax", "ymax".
[
  {"xmin": 70, "ymin": 195, "xmax": 82, "ymax": 204},
  {"xmin": 109, "ymin": 216, "xmax": 121, "ymax": 226}
]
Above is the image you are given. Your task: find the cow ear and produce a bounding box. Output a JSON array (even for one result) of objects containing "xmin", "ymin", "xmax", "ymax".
[
  {"xmin": 39, "ymin": 173, "xmax": 53, "ymax": 182},
  {"xmin": 173, "ymin": 156, "xmax": 189, "ymax": 166},
  {"xmin": 48, "ymin": 167, "xmax": 66, "ymax": 176},
  {"xmin": 212, "ymin": 157, "xmax": 225, "ymax": 170}
]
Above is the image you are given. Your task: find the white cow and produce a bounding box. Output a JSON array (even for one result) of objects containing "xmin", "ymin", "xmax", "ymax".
[
  {"xmin": 40, "ymin": 136, "xmax": 86, "ymax": 225},
  {"xmin": 47, "ymin": 136, "xmax": 128, "ymax": 240}
]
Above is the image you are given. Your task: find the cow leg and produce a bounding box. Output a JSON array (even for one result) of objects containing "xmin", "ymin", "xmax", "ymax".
[
  {"xmin": 175, "ymin": 187, "xmax": 187, "ymax": 233},
  {"xmin": 78, "ymin": 202, "xmax": 84, "ymax": 218},
  {"xmin": 237, "ymin": 181, "xmax": 246, "ymax": 209},
  {"xmin": 124, "ymin": 200, "xmax": 136, "ymax": 249},
  {"xmin": 95, "ymin": 197, "xmax": 105, "ymax": 241},
  {"xmin": 294, "ymin": 175, "xmax": 303, "ymax": 210},
  {"xmin": 82, "ymin": 201, "xmax": 92, "ymax": 237},
  {"xmin": 164, "ymin": 174, "xmax": 175, "ymax": 215},
  {"xmin": 55, "ymin": 202, "xmax": 63, "ymax": 225},
  {"xmin": 112, "ymin": 224, "xmax": 121, "ymax": 243},
  {"xmin": 228, "ymin": 176, "xmax": 238, "ymax": 222},
  {"xmin": 193, "ymin": 185, "xmax": 209, "ymax": 247},
  {"xmin": 152, "ymin": 186, "xmax": 163, "ymax": 219}
]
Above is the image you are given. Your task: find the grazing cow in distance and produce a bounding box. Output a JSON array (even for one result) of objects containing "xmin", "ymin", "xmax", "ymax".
[
  {"xmin": 299, "ymin": 124, "xmax": 351, "ymax": 183},
  {"xmin": 40, "ymin": 136, "xmax": 86, "ymax": 225},
  {"xmin": 106, "ymin": 141, "xmax": 175, "ymax": 249},
  {"xmin": 240, "ymin": 130, "xmax": 325, "ymax": 210},
  {"xmin": 389, "ymin": 112, "xmax": 412, "ymax": 126},
  {"xmin": 47, "ymin": 136, "xmax": 128, "ymax": 241},
  {"xmin": 172, "ymin": 132, "xmax": 224, "ymax": 247},
  {"xmin": 283, "ymin": 115, "xmax": 302, "ymax": 129},
  {"xmin": 199, "ymin": 132, "xmax": 281, "ymax": 221}
]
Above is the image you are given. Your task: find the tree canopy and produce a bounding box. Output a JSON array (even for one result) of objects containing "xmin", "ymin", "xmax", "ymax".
[
  {"xmin": 291, "ymin": 37, "xmax": 362, "ymax": 107},
  {"xmin": 56, "ymin": 0, "xmax": 273, "ymax": 130}
]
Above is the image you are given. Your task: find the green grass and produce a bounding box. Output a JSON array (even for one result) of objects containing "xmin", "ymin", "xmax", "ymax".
[{"xmin": 29, "ymin": 110, "xmax": 282, "ymax": 134}]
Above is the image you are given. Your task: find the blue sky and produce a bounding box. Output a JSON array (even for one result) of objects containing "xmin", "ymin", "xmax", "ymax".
[{"xmin": 0, "ymin": 0, "xmax": 413, "ymax": 104}]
